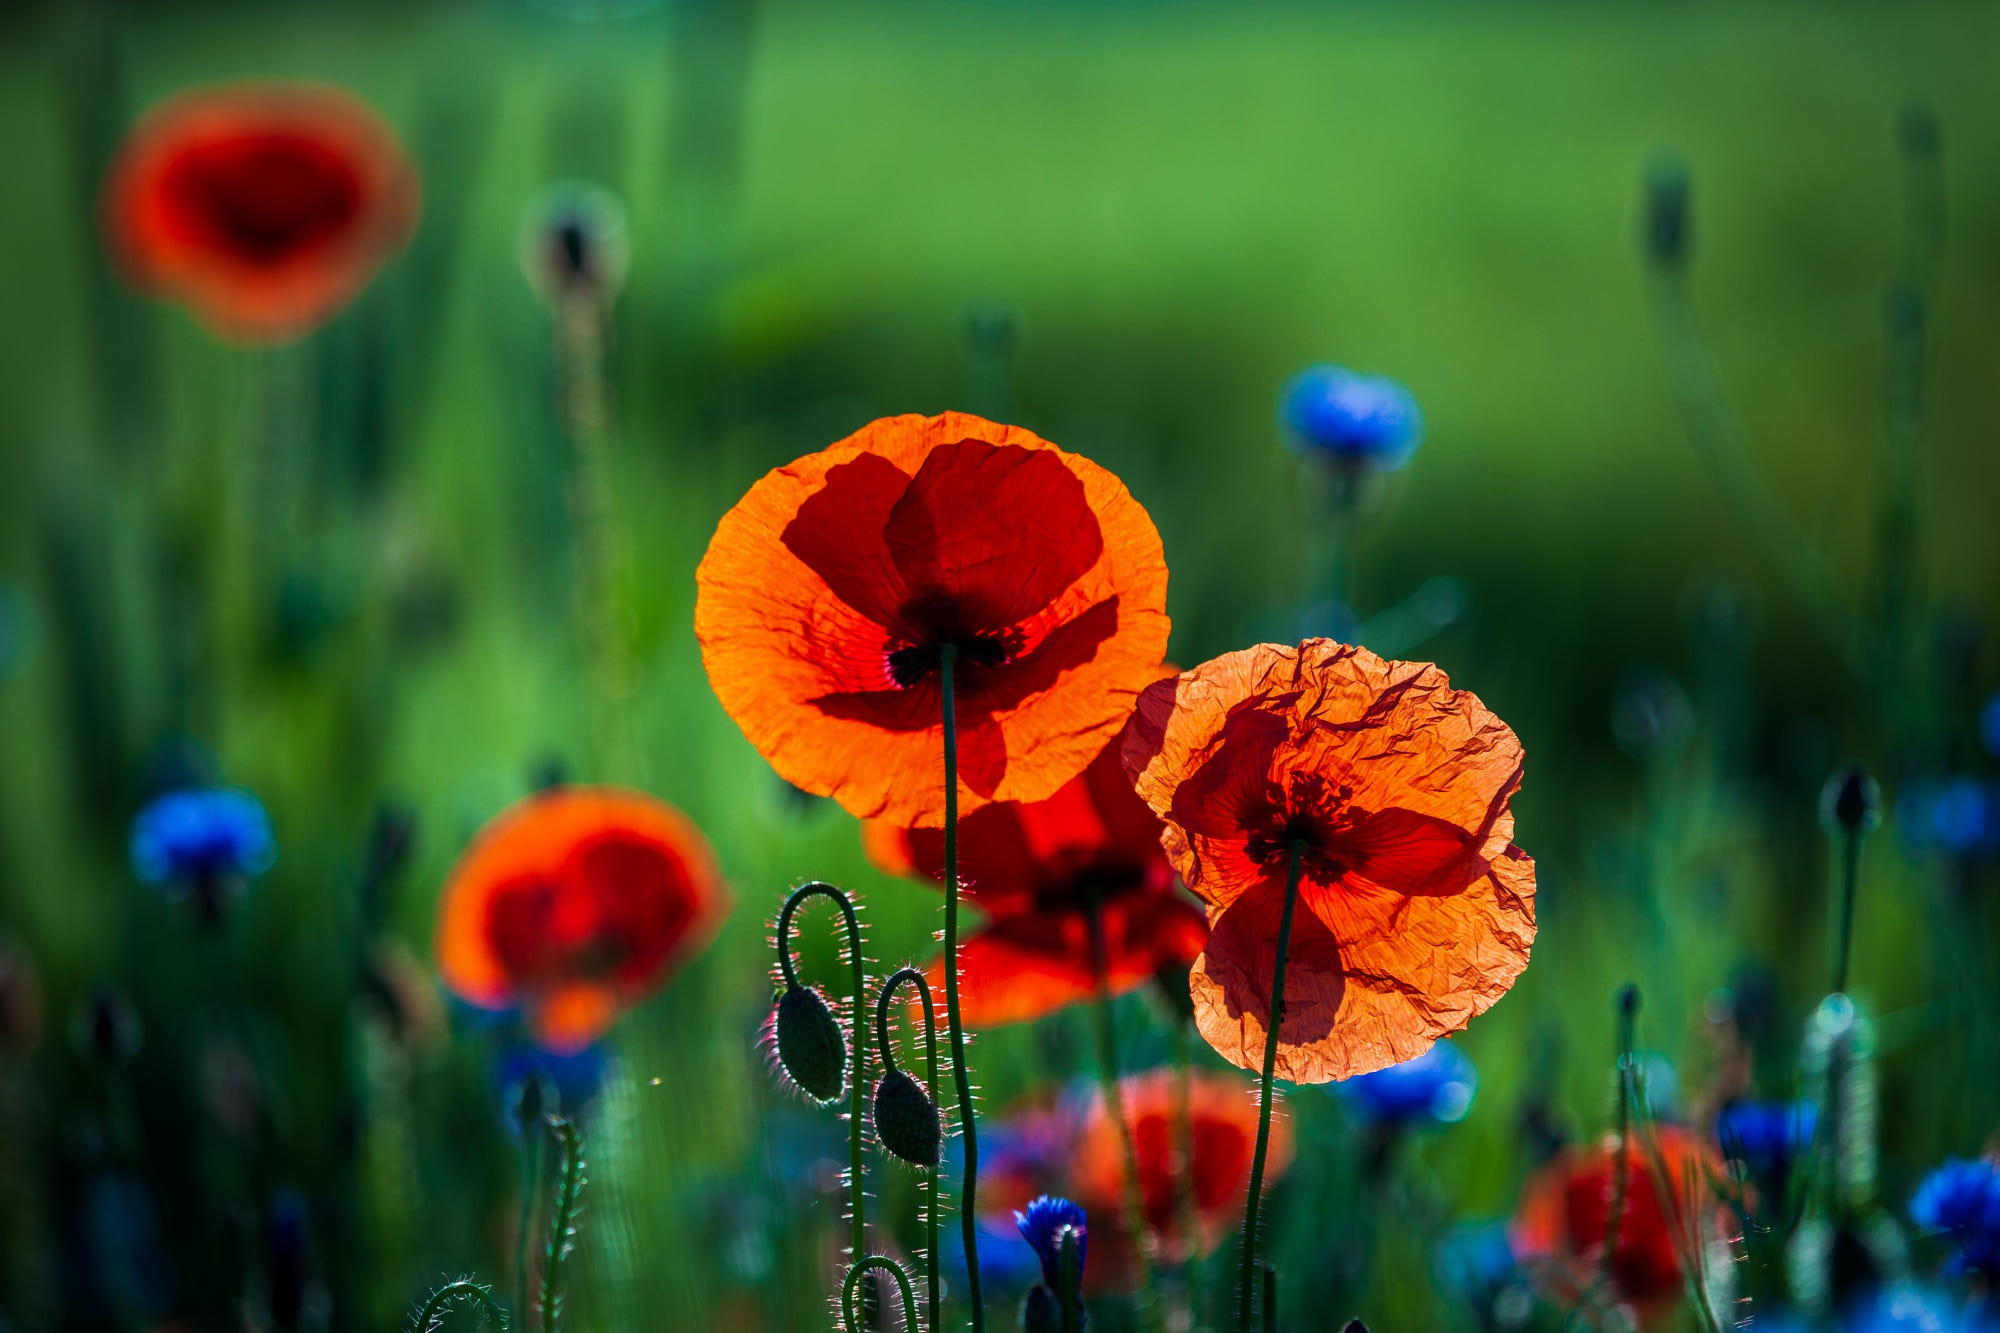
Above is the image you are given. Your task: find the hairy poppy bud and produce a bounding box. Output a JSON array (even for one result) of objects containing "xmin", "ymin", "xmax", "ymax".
[
  {"xmin": 1820, "ymin": 766, "xmax": 1881, "ymax": 834},
  {"xmin": 872, "ymin": 1069, "xmax": 941, "ymax": 1167},
  {"xmin": 775, "ymin": 984, "xmax": 846, "ymax": 1103},
  {"xmin": 1644, "ymin": 157, "xmax": 1692, "ymax": 269}
]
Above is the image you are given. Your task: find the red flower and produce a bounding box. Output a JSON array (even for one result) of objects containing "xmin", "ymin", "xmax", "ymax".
[
  {"xmin": 1123, "ymin": 639, "xmax": 1536, "ymax": 1083},
  {"xmin": 865, "ymin": 730, "xmax": 1207, "ymax": 1025},
  {"xmin": 695, "ymin": 412, "xmax": 1171, "ymax": 827},
  {"xmin": 102, "ymin": 82, "xmax": 420, "ymax": 343},
  {"xmin": 1073, "ymin": 1069, "xmax": 1291, "ymax": 1272},
  {"xmin": 435, "ymin": 787, "xmax": 729, "ymax": 1052},
  {"xmin": 1512, "ymin": 1126, "xmax": 1726, "ymax": 1320}
]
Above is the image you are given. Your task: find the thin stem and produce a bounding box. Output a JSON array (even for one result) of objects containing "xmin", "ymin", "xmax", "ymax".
[
  {"xmin": 514, "ymin": 1128, "xmax": 544, "ymax": 1326},
  {"xmin": 940, "ymin": 646, "xmax": 983, "ymax": 1330},
  {"xmin": 1832, "ymin": 823, "xmax": 1861, "ymax": 996},
  {"xmin": 1088, "ymin": 906, "xmax": 1163, "ymax": 1333},
  {"xmin": 1262, "ymin": 1265, "xmax": 1277, "ymax": 1333},
  {"xmin": 1058, "ymin": 1230, "xmax": 1082, "ymax": 1333},
  {"xmin": 1237, "ymin": 841, "xmax": 1306, "ymax": 1333},
  {"xmin": 416, "ymin": 1281, "xmax": 509, "ymax": 1333},
  {"xmin": 1600, "ymin": 987, "xmax": 1640, "ymax": 1287},
  {"xmin": 540, "ymin": 1116, "xmax": 584, "ymax": 1333},
  {"xmin": 842, "ymin": 1256, "xmax": 921, "ymax": 1333},
  {"xmin": 877, "ymin": 967, "xmax": 942, "ymax": 1329},
  {"xmin": 777, "ymin": 880, "xmax": 869, "ymax": 1263}
]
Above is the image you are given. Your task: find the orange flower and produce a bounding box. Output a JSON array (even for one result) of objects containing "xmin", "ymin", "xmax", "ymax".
[
  {"xmin": 1122, "ymin": 639, "xmax": 1535, "ymax": 1083},
  {"xmin": 864, "ymin": 730, "xmax": 1207, "ymax": 1025},
  {"xmin": 102, "ymin": 82, "xmax": 419, "ymax": 343},
  {"xmin": 1074, "ymin": 1070, "xmax": 1291, "ymax": 1270},
  {"xmin": 695, "ymin": 412, "xmax": 1170, "ymax": 827},
  {"xmin": 1512, "ymin": 1126, "xmax": 1726, "ymax": 1319},
  {"xmin": 435, "ymin": 787, "xmax": 728, "ymax": 1052}
]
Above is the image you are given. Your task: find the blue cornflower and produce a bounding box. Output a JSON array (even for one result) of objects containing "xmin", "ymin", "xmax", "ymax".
[
  {"xmin": 130, "ymin": 788, "xmax": 275, "ymax": 890},
  {"xmin": 1014, "ymin": 1195, "xmax": 1087, "ymax": 1290},
  {"xmin": 1910, "ymin": 1158, "xmax": 2000, "ymax": 1276},
  {"xmin": 1337, "ymin": 1038, "xmax": 1477, "ymax": 1125},
  {"xmin": 1715, "ymin": 1100, "xmax": 1817, "ymax": 1182},
  {"xmin": 494, "ymin": 1042, "xmax": 609, "ymax": 1135},
  {"xmin": 1899, "ymin": 778, "xmax": 2000, "ymax": 857},
  {"xmin": 1280, "ymin": 363, "xmax": 1424, "ymax": 470}
]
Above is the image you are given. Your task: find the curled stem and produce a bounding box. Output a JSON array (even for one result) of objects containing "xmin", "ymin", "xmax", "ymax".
[
  {"xmin": 1237, "ymin": 841, "xmax": 1305, "ymax": 1333},
  {"xmin": 540, "ymin": 1116, "xmax": 584, "ymax": 1333},
  {"xmin": 779, "ymin": 881, "xmax": 870, "ymax": 1265},
  {"xmin": 940, "ymin": 646, "xmax": 984, "ymax": 1330},
  {"xmin": 415, "ymin": 1281, "xmax": 509, "ymax": 1333},
  {"xmin": 1088, "ymin": 907, "xmax": 1163, "ymax": 1333},
  {"xmin": 877, "ymin": 966, "xmax": 943, "ymax": 1328},
  {"xmin": 842, "ymin": 1256, "xmax": 921, "ymax": 1333}
]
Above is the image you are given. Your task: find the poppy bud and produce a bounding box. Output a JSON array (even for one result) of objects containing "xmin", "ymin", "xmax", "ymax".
[
  {"xmin": 1643, "ymin": 157, "xmax": 1692, "ymax": 268},
  {"xmin": 1021, "ymin": 1283, "xmax": 1062, "ymax": 1333},
  {"xmin": 1820, "ymin": 766, "xmax": 1881, "ymax": 834},
  {"xmin": 520, "ymin": 182, "xmax": 629, "ymax": 308},
  {"xmin": 872, "ymin": 1069, "xmax": 941, "ymax": 1167},
  {"xmin": 774, "ymin": 984, "xmax": 846, "ymax": 1103}
]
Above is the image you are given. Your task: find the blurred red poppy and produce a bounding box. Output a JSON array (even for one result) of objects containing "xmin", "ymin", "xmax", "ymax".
[
  {"xmin": 1512, "ymin": 1125, "xmax": 1726, "ymax": 1320},
  {"xmin": 865, "ymin": 729, "xmax": 1206, "ymax": 1025},
  {"xmin": 1123, "ymin": 639, "xmax": 1535, "ymax": 1083},
  {"xmin": 435, "ymin": 787, "xmax": 728, "ymax": 1052},
  {"xmin": 102, "ymin": 82, "xmax": 420, "ymax": 343},
  {"xmin": 1073, "ymin": 1069, "xmax": 1291, "ymax": 1274},
  {"xmin": 696, "ymin": 411, "xmax": 1171, "ymax": 827}
]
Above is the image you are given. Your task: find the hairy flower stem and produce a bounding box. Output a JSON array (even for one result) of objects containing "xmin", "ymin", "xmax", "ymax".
[
  {"xmin": 777, "ymin": 882, "xmax": 869, "ymax": 1264},
  {"xmin": 1237, "ymin": 841, "xmax": 1305, "ymax": 1333},
  {"xmin": 514, "ymin": 1132, "xmax": 543, "ymax": 1326},
  {"xmin": 415, "ymin": 1280, "xmax": 510, "ymax": 1333},
  {"xmin": 1088, "ymin": 908, "xmax": 1164, "ymax": 1333},
  {"xmin": 1600, "ymin": 986, "xmax": 1640, "ymax": 1286},
  {"xmin": 939, "ymin": 646, "xmax": 983, "ymax": 1330},
  {"xmin": 842, "ymin": 1256, "xmax": 920, "ymax": 1333},
  {"xmin": 876, "ymin": 968, "xmax": 942, "ymax": 1328},
  {"xmin": 1831, "ymin": 822, "xmax": 1861, "ymax": 996},
  {"xmin": 540, "ymin": 1116, "xmax": 584, "ymax": 1333}
]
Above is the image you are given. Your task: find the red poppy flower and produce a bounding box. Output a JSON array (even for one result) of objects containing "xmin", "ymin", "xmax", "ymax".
[
  {"xmin": 695, "ymin": 412, "xmax": 1171, "ymax": 827},
  {"xmin": 1073, "ymin": 1069, "xmax": 1292, "ymax": 1272},
  {"xmin": 435, "ymin": 787, "xmax": 729, "ymax": 1053},
  {"xmin": 102, "ymin": 82, "xmax": 420, "ymax": 343},
  {"xmin": 1512, "ymin": 1126, "xmax": 1726, "ymax": 1319},
  {"xmin": 1122, "ymin": 639, "xmax": 1535, "ymax": 1083},
  {"xmin": 864, "ymin": 727, "xmax": 1207, "ymax": 1026}
]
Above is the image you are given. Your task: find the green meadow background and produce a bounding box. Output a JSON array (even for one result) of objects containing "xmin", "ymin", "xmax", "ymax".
[{"xmin": 2, "ymin": 1, "xmax": 1998, "ymax": 1328}]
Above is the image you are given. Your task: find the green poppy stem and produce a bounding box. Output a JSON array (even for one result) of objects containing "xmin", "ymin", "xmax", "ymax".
[
  {"xmin": 842, "ymin": 1256, "xmax": 921, "ymax": 1333},
  {"xmin": 939, "ymin": 646, "xmax": 983, "ymax": 1331},
  {"xmin": 1237, "ymin": 840, "xmax": 1306, "ymax": 1333},
  {"xmin": 540, "ymin": 1116, "xmax": 584, "ymax": 1333},
  {"xmin": 876, "ymin": 967, "xmax": 943, "ymax": 1329},
  {"xmin": 777, "ymin": 881, "xmax": 869, "ymax": 1266},
  {"xmin": 514, "ymin": 1129, "xmax": 543, "ymax": 1327},
  {"xmin": 1831, "ymin": 821, "xmax": 1861, "ymax": 996},
  {"xmin": 1599, "ymin": 985, "xmax": 1640, "ymax": 1286},
  {"xmin": 1088, "ymin": 907, "xmax": 1163, "ymax": 1333}
]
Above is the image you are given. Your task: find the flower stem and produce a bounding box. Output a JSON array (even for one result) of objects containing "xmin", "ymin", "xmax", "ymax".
[
  {"xmin": 416, "ymin": 1280, "xmax": 510, "ymax": 1333},
  {"xmin": 1088, "ymin": 907, "xmax": 1163, "ymax": 1333},
  {"xmin": 939, "ymin": 646, "xmax": 983, "ymax": 1331},
  {"xmin": 540, "ymin": 1116, "xmax": 584, "ymax": 1333},
  {"xmin": 1168, "ymin": 1016, "xmax": 1202, "ymax": 1317},
  {"xmin": 1058, "ymin": 1230, "xmax": 1082, "ymax": 1333},
  {"xmin": 1261, "ymin": 1264, "xmax": 1277, "ymax": 1333},
  {"xmin": 1831, "ymin": 822, "xmax": 1861, "ymax": 996},
  {"xmin": 1600, "ymin": 986, "xmax": 1640, "ymax": 1287},
  {"xmin": 514, "ymin": 1129, "xmax": 543, "ymax": 1327},
  {"xmin": 778, "ymin": 881, "xmax": 869, "ymax": 1266},
  {"xmin": 842, "ymin": 1256, "xmax": 921, "ymax": 1333},
  {"xmin": 877, "ymin": 967, "xmax": 942, "ymax": 1329},
  {"xmin": 1237, "ymin": 841, "xmax": 1305, "ymax": 1333}
]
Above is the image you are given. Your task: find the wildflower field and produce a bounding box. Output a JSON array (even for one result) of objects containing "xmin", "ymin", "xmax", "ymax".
[{"xmin": 2, "ymin": 2, "xmax": 2000, "ymax": 1330}]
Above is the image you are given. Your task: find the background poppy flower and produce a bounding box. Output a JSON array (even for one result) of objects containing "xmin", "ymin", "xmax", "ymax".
[
  {"xmin": 1073, "ymin": 1069, "xmax": 1292, "ymax": 1271},
  {"xmin": 865, "ymin": 727, "xmax": 1207, "ymax": 1025},
  {"xmin": 1511, "ymin": 1126, "xmax": 1725, "ymax": 1319},
  {"xmin": 435, "ymin": 786, "xmax": 728, "ymax": 1052},
  {"xmin": 695, "ymin": 411, "xmax": 1171, "ymax": 827},
  {"xmin": 1123, "ymin": 639, "xmax": 1535, "ymax": 1083},
  {"xmin": 102, "ymin": 81, "xmax": 420, "ymax": 343}
]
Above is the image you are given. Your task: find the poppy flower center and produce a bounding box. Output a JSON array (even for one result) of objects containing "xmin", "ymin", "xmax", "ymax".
[
  {"xmin": 885, "ymin": 623, "xmax": 1017, "ymax": 688},
  {"xmin": 1245, "ymin": 776, "xmax": 1360, "ymax": 880},
  {"xmin": 169, "ymin": 134, "xmax": 365, "ymax": 263}
]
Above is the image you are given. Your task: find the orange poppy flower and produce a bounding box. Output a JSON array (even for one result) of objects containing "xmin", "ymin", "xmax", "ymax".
[
  {"xmin": 1512, "ymin": 1126, "xmax": 1726, "ymax": 1319},
  {"xmin": 435, "ymin": 787, "xmax": 728, "ymax": 1053},
  {"xmin": 1122, "ymin": 639, "xmax": 1535, "ymax": 1083},
  {"xmin": 864, "ymin": 730, "xmax": 1207, "ymax": 1025},
  {"xmin": 695, "ymin": 412, "xmax": 1170, "ymax": 827},
  {"xmin": 1073, "ymin": 1069, "xmax": 1292, "ymax": 1271},
  {"xmin": 102, "ymin": 82, "xmax": 420, "ymax": 343}
]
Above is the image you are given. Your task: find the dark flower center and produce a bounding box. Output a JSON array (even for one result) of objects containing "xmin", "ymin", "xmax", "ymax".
[
  {"xmin": 175, "ymin": 135, "xmax": 365, "ymax": 263},
  {"xmin": 1245, "ymin": 778, "xmax": 1358, "ymax": 880},
  {"xmin": 886, "ymin": 628, "xmax": 1015, "ymax": 688}
]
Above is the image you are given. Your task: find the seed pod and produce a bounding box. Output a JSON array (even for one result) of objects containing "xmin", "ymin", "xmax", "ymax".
[
  {"xmin": 872, "ymin": 1069, "xmax": 941, "ymax": 1167},
  {"xmin": 774, "ymin": 984, "xmax": 845, "ymax": 1103}
]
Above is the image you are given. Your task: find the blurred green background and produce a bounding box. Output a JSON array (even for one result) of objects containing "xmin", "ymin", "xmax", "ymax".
[{"xmin": 1, "ymin": 1, "xmax": 1997, "ymax": 1328}]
